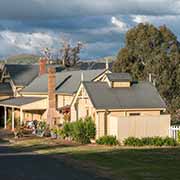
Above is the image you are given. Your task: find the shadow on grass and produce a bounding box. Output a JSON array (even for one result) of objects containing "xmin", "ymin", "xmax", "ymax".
[
  {"xmin": 65, "ymin": 147, "xmax": 180, "ymax": 180},
  {"xmin": 0, "ymin": 153, "xmax": 104, "ymax": 180},
  {"xmin": 13, "ymin": 143, "xmax": 80, "ymax": 153},
  {"xmin": 0, "ymin": 138, "xmax": 9, "ymax": 144}
]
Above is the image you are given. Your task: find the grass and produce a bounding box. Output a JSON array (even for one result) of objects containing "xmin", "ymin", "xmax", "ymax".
[
  {"xmin": 9, "ymin": 138, "xmax": 180, "ymax": 180},
  {"xmin": 0, "ymin": 138, "xmax": 9, "ymax": 144}
]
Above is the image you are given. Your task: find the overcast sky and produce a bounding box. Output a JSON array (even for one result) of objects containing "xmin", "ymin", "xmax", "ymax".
[{"xmin": 0, "ymin": 0, "xmax": 180, "ymax": 59}]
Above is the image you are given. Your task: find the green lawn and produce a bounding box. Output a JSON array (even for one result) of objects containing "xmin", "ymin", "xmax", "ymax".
[{"xmin": 10, "ymin": 138, "xmax": 180, "ymax": 180}]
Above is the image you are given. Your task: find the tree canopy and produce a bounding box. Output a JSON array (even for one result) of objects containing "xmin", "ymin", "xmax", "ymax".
[{"xmin": 113, "ymin": 23, "xmax": 180, "ymax": 123}]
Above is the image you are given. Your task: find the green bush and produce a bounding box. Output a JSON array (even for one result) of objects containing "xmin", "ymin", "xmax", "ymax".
[
  {"xmin": 84, "ymin": 117, "xmax": 96, "ymax": 139},
  {"xmin": 61, "ymin": 117, "xmax": 96, "ymax": 144},
  {"xmin": 152, "ymin": 137, "xmax": 164, "ymax": 146},
  {"xmin": 178, "ymin": 131, "xmax": 180, "ymax": 143},
  {"xmin": 163, "ymin": 137, "xmax": 177, "ymax": 146},
  {"xmin": 141, "ymin": 137, "xmax": 154, "ymax": 146},
  {"xmin": 63, "ymin": 122, "xmax": 73, "ymax": 138},
  {"xmin": 56, "ymin": 128, "xmax": 66, "ymax": 139},
  {"xmin": 96, "ymin": 136, "xmax": 119, "ymax": 146},
  {"xmin": 124, "ymin": 137, "xmax": 143, "ymax": 146},
  {"xmin": 124, "ymin": 136, "xmax": 177, "ymax": 146}
]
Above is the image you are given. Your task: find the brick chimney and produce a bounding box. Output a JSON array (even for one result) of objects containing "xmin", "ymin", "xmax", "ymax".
[
  {"xmin": 39, "ymin": 58, "xmax": 47, "ymax": 76},
  {"xmin": 47, "ymin": 67, "xmax": 56, "ymax": 128}
]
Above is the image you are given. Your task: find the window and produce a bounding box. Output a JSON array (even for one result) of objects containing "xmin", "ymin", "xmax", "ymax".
[{"xmin": 129, "ymin": 113, "xmax": 140, "ymax": 116}]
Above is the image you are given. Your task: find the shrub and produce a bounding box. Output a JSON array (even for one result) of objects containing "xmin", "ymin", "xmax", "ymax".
[
  {"xmin": 124, "ymin": 137, "xmax": 143, "ymax": 146},
  {"xmin": 84, "ymin": 117, "xmax": 96, "ymax": 139},
  {"xmin": 163, "ymin": 137, "xmax": 177, "ymax": 146},
  {"xmin": 63, "ymin": 122, "xmax": 73, "ymax": 138},
  {"xmin": 56, "ymin": 128, "xmax": 66, "ymax": 139},
  {"xmin": 141, "ymin": 137, "xmax": 154, "ymax": 146},
  {"xmin": 178, "ymin": 131, "xmax": 180, "ymax": 143},
  {"xmin": 96, "ymin": 136, "xmax": 119, "ymax": 146},
  {"xmin": 151, "ymin": 137, "xmax": 164, "ymax": 146},
  {"xmin": 124, "ymin": 136, "xmax": 177, "ymax": 146},
  {"xmin": 72, "ymin": 119, "xmax": 88, "ymax": 143},
  {"xmin": 61, "ymin": 117, "xmax": 96, "ymax": 144}
]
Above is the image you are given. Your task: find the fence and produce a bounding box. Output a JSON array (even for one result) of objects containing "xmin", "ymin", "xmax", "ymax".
[{"xmin": 170, "ymin": 125, "xmax": 180, "ymax": 140}]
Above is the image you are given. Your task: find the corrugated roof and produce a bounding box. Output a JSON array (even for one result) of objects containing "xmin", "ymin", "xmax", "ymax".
[
  {"xmin": 56, "ymin": 69, "xmax": 105, "ymax": 94},
  {"xmin": 0, "ymin": 97, "xmax": 46, "ymax": 107},
  {"xmin": 83, "ymin": 81, "xmax": 166, "ymax": 110},
  {"xmin": 21, "ymin": 72, "xmax": 71, "ymax": 93},
  {"xmin": 22, "ymin": 69, "xmax": 105, "ymax": 94},
  {"xmin": 0, "ymin": 82, "xmax": 13, "ymax": 96},
  {"xmin": 106, "ymin": 73, "xmax": 132, "ymax": 82},
  {"xmin": 5, "ymin": 64, "xmax": 65, "ymax": 87},
  {"xmin": 5, "ymin": 64, "xmax": 39, "ymax": 86}
]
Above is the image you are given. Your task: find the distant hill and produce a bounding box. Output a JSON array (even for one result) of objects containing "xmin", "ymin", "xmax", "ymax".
[
  {"xmin": 6, "ymin": 54, "xmax": 40, "ymax": 64},
  {"xmin": 4, "ymin": 54, "xmax": 115, "ymax": 65}
]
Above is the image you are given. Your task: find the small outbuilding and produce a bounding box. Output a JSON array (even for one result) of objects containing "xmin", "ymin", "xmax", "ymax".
[{"xmin": 71, "ymin": 73, "xmax": 170, "ymax": 141}]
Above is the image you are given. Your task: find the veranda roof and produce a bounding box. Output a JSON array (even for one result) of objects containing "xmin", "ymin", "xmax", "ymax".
[{"xmin": 0, "ymin": 97, "xmax": 46, "ymax": 108}]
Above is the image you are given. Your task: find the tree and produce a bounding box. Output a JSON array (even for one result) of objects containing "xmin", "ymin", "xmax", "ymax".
[
  {"xmin": 59, "ymin": 39, "xmax": 84, "ymax": 67},
  {"xmin": 113, "ymin": 23, "xmax": 180, "ymax": 123},
  {"xmin": 41, "ymin": 39, "xmax": 84, "ymax": 66}
]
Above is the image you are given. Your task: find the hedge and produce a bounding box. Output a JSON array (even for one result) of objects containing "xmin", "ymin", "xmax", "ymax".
[
  {"xmin": 124, "ymin": 137, "xmax": 177, "ymax": 146},
  {"xmin": 96, "ymin": 135, "xmax": 119, "ymax": 146}
]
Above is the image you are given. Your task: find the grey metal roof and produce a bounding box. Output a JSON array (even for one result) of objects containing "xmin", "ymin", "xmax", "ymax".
[
  {"xmin": 56, "ymin": 69, "xmax": 105, "ymax": 94},
  {"xmin": 83, "ymin": 81, "xmax": 166, "ymax": 110},
  {"xmin": 5, "ymin": 64, "xmax": 65, "ymax": 88},
  {"xmin": 22, "ymin": 69, "xmax": 105, "ymax": 95},
  {"xmin": 106, "ymin": 73, "xmax": 132, "ymax": 82},
  {"xmin": 21, "ymin": 72, "xmax": 71, "ymax": 93},
  {"xmin": 5, "ymin": 64, "xmax": 39, "ymax": 86},
  {"xmin": 0, "ymin": 97, "xmax": 46, "ymax": 107},
  {"xmin": 0, "ymin": 83, "xmax": 13, "ymax": 96}
]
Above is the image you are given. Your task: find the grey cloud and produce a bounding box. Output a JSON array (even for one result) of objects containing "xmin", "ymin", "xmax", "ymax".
[{"xmin": 0, "ymin": 0, "xmax": 179, "ymax": 19}]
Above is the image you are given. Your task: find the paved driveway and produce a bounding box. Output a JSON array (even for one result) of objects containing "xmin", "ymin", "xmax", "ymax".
[{"xmin": 0, "ymin": 143, "xmax": 109, "ymax": 180}]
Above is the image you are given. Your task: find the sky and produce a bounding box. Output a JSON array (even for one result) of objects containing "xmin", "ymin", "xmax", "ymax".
[{"xmin": 0, "ymin": 0, "xmax": 180, "ymax": 60}]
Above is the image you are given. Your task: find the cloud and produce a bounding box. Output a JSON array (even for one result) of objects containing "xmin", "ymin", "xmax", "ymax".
[
  {"xmin": 132, "ymin": 15, "xmax": 149, "ymax": 24},
  {"xmin": 111, "ymin": 16, "xmax": 129, "ymax": 32},
  {"xmin": 0, "ymin": 1, "xmax": 180, "ymax": 59},
  {"xmin": 0, "ymin": 30, "xmax": 57, "ymax": 57},
  {"xmin": 132, "ymin": 15, "xmax": 179, "ymax": 24},
  {"xmin": 0, "ymin": 0, "xmax": 179, "ymax": 19}
]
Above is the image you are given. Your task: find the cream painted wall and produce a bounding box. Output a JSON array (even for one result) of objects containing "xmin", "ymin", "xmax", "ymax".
[
  {"xmin": 110, "ymin": 110, "xmax": 161, "ymax": 117},
  {"xmin": 22, "ymin": 98, "xmax": 47, "ymax": 110},
  {"xmin": 57, "ymin": 94, "xmax": 73, "ymax": 108},
  {"xmin": 70, "ymin": 86, "xmax": 96, "ymax": 122},
  {"xmin": 102, "ymin": 74, "xmax": 131, "ymax": 88},
  {"xmin": 108, "ymin": 115, "xmax": 170, "ymax": 142},
  {"xmin": 112, "ymin": 81, "xmax": 130, "ymax": 88},
  {"xmin": 96, "ymin": 112, "xmax": 106, "ymax": 138},
  {"xmin": 15, "ymin": 110, "xmax": 43, "ymax": 121}
]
